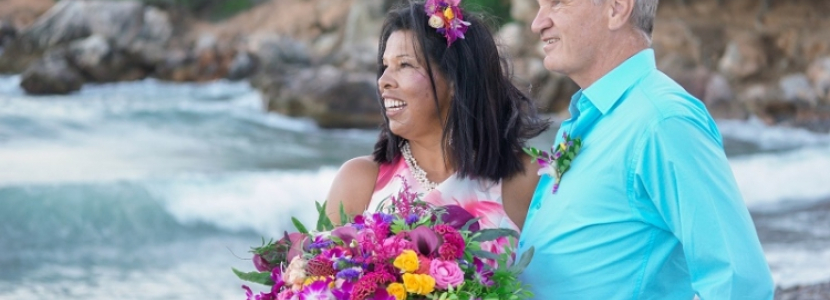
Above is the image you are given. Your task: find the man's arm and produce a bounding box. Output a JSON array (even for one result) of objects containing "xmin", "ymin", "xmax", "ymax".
[{"xmin": 634, "ymin": 115, "xmax": 774, "ymax": 299}]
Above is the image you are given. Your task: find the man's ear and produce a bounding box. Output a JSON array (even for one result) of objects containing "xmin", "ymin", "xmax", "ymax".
[{"xmin": 607, "ymin": 0, "xmax": 635, "ymax": 31}]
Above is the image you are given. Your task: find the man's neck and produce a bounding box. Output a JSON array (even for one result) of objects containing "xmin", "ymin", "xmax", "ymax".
[{"xmin": 571, "ymin": 34, "xmax": 649, "ymax": 90}]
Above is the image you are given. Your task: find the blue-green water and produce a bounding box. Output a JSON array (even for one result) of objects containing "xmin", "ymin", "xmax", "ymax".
[{"xmin": 0, "ymin": 75, "xmax": 828, "ymax": 299}]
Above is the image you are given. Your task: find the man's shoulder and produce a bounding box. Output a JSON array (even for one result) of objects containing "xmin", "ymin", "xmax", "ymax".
[{"xmin": 624, "ymin": 70, "xmax": 712, "ymax": 123}]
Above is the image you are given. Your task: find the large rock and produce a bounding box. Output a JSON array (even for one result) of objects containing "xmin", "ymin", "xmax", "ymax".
[
  {"xmin": 19, "ymin": 48, "xmax": 84, "ymax": 95},
  {"xmin": 242, "ymin": 33, "xmax": 311, "ymax": 72},
  {"xmin": 807, "ymin": 57, "xmax": 830, "ymax": 104},
  {"xmin": 718, "ymin": 33, "xmax": 768, "ymax": 80},
  {"xmin": 21, "ymin": 0, "xmax": 145, "ymax": 50},
  {"xmin": 779, "ymin": 74, "xmax": 819, "ymax": 107},
  {"xmin": 258, "ymin": 65, "xmax": 382, "ymax": 128},
  {"xmin": 126, "ymin": 6, "xmax": 173, "ymax": 66},
  {"xmin": 0, "ymin": 21, "xmax": 16, "ymax": 49},
  {"xmin": 67, "ymin": 34, "xmax": 146, "ymax": 82}
]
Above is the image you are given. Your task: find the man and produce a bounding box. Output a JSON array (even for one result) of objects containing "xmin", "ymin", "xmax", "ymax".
[{"xmin": 516, "ymin": 0, "xmax": 774, "ymax": 299}]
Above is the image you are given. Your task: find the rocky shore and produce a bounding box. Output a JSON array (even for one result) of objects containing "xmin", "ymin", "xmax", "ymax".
[
  {"xmin": 776, "ymin": 281, "xmax": 830, "ymax": 300},
  {"xmin": 1, "ymin": 0, "xmax": 829, "ymax": 131}
]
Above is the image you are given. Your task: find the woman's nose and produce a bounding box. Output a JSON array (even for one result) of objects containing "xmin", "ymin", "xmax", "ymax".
[{"xmin": 378, "ymin": 71, "xmax": 395, "ymax": 90}]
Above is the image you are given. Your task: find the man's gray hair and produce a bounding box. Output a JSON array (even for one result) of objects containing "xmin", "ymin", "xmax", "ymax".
[{"xmin": 593, "ymin": 0, "xmax": 658, "ymax": 41}]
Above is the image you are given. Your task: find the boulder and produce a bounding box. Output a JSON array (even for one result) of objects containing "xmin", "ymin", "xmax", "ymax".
[
  {"xmin": 67, "ymin": 34, "xmax": 146, "ymax": 82},
  {"xmin": 718, "ymin": 33, "xmax": 768, "ymax": 80},
  {"xmin": 259, "ymin": 65, "xmax": 382, "ymax": 128},
  {"xmin": 21, "ymin": 0, "xmax": 145, "ymax": 50},
  {"xmin": 19, "ymin": 48, "xmax": 84, "ymax": 95},
  {"xmin": 126, "ymin": 6, "xmax": 173, "ymax": 66},
  {"xmin": 227, "ymin": 51, "xmax": 257, "ymax": 80},
  {"xmin": 807, "ymin": 56, "xmax": 830, "ymax": 104},
  {"xmin": 779, "ymin": 74, "xmax": 819, "ymax": 107},
  {"xmin": 243, "ymin": 33, "xmax": 311, "ymax": 71}
]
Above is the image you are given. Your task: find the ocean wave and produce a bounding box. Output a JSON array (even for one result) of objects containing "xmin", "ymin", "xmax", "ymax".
[
  {"xmin": 145, "ymin": 168, "xmax": 338, "ymax": 237},
  {"xmin": 731, "ymin": 145, "xmax": 830, "ymax": 208},
  {"xmin": 718, "ymin": 117, "xmax": 830, "ymax": 150},
  {"xmin": 0, "ymin": 168, "xmax": 339, "ymax": 251}
]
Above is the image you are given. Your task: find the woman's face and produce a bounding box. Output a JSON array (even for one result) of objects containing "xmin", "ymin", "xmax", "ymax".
[{"xmin": 378, "ymin": 30, "xmax": 452, "ymax": 141}]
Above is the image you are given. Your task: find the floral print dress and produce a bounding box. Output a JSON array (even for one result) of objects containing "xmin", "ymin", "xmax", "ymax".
[{"xmin": 367, "ymin": 156, "xmax": 519, "ymax": 256}]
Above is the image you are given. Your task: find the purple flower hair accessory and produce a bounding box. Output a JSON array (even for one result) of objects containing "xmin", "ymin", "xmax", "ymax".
[{"xmin": 424, "ymin": 0, "xmax": 471, "ymax": 47}]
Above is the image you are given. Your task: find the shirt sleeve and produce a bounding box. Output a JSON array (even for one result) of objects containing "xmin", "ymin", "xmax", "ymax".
[{"xmin": 633, "ymin": 116, "xmax": 774, "ymax": 299}]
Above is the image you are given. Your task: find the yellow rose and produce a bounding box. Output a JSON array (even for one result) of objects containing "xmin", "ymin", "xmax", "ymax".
[
  {"xmin": 443, "ymin": 7, "xmax": 454, "ymax": 20},
  {"xmin": 386, "ymin": 282, "xmax": 407, "ymax": 300},
  {"xmin": 393, "ymin": 250, "xmax": 419, "ymax": 273},
  {"xmin": 402, "ymin": 273, "xmax": 436, "ymax": 295},
  {"xmin": 559, "ymin": 142, "xmax": 567, "ymax": 151}
]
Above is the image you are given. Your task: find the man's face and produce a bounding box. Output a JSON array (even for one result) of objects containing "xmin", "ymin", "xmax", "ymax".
[{"xmin": 531, "ymin": 0, "xmax": 609, "ymax": 77}]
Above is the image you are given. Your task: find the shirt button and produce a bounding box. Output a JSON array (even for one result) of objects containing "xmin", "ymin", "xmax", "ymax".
[{"xmin": 519, "ymin": 241, "xmax": 525, "ymax": 248}]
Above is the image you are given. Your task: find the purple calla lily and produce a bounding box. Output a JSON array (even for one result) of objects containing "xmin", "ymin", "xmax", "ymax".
[
  {"xmin": 332, "ymin": 225, "xmax": 358, "ymax": 246},
  {"xmin": 408, "ymin": 225, "xmax": 441, "ymax": 256},
  {"xmin": 439, "ymin": 205, "xmax": 480, "ymax": 232}
]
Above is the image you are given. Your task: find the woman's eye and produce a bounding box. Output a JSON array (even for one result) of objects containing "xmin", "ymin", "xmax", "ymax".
[{"xmin": 400, "ymin": 62, "xmax": 412, "ymax": 68}]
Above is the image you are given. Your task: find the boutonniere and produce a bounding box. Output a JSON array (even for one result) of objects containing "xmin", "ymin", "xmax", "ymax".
[{"xmin": 524, "ymin": 132, "xmax": 582, "ymax": 194}]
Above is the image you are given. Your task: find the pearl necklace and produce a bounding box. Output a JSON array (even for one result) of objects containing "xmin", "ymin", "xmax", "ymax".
[{"xmin": 400, "ymin": 142, "xmax": 439, "ymax": 192}]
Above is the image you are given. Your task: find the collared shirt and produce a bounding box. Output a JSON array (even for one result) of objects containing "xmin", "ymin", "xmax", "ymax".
[{"xmin": 517, "ymin": 49, "xmax": 774, "ymax": 299}]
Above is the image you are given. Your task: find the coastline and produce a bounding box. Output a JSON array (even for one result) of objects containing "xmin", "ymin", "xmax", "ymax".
[{"xmin": 776, "ymin": 282, "xmax": 830, "ymax": 300}]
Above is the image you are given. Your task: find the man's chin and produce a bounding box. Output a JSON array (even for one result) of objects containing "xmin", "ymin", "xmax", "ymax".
[{"xmin": 542, "ymin": 59, "xmax": 567, "ymax": 74}]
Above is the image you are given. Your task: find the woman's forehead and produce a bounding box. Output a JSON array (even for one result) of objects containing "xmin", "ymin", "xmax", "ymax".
[{"xmin": 383, "ymin": 31, "xmax": 422, "ymax": 60}]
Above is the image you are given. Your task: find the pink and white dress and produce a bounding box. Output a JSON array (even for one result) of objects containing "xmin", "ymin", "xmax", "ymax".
[{"xmin": 367, "ymin": 155, "xmax": 519, "ymax": 255}]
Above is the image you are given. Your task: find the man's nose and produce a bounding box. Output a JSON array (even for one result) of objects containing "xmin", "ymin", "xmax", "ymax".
[{"xmin": 531, "ymin": 8, "xmax": 551, "ymax": 34}]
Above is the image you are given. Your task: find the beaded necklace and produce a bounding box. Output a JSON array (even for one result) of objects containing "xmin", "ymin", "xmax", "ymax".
[{"xmin": 400, "ymin": 142, "xmax": 440, "ymax": 192}]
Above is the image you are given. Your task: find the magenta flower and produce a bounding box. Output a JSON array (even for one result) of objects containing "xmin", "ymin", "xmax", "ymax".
[
  {"xmin": 243, "ymin": 285, "xmax": 276, "ymax": 300},
  {"xmin": 438, "ymin": 205, "xmax": 480, "ymax": 232},
  {"xmin": 298, "ymin": 280, "xmax": 334, "ymax": 300},
  {"xmin": 424, "ymin": 0, "xmax": 471, "ymax": 47},
  {"xmin": 473, "ymin": 258, "xmax": 495, "ymax": 287},
  {"xmin": 370, "ymin": 289, "xmax": 396, "ymax": 300}
]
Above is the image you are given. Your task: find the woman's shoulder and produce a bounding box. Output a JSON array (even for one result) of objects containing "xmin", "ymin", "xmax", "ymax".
[
  {"xmin": 326, "ymin": 156, "xmax": 380, "ymax": 223},
  {"xmin": 332, "ymin": 156, "xmax": 379, "ymax": 191},
  {"xmin": 338, "ymin": 155, "xmax": 379, "ymax": 175}
]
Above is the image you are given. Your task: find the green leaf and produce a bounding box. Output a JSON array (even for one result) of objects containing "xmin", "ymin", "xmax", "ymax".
[
  {"xmin": 339, "ymin": 202, "xmax": 349, "ymax": 224},
  {"xmin": 460, "ymin": 217, "xmax": 482, "ymax": 232},
  {"xmin": 522, "ymin": 147, "xmax": 540, "ymax": 158},
  {"xmin": 509, "ymin": 246, "xmax": 534, "ymax": 274},
  {"xmin": 291, "ymin": 217, "xmax": 309, "ymax": 235},
  {"xmin": 471, "ymin": 228, "xmax": 519, "ymax": 242},
  {"xmin": 468, "ymin": 249, "xmax": 501, "ymax": 260},
  {"xmin": 315, "ymin": 201, "xmax": 333, "ymax": 231},
  {"xmin": 232, "ymin": 268, "xmax": 274, "ymax": 285}
]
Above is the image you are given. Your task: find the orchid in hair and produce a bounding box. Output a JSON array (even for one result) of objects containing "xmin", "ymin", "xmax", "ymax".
[{"xmin": 424, "ymin": 0, "xmax": 471, "ymax": 47}]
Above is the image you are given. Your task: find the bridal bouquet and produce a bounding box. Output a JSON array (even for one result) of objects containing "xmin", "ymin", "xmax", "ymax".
[{"xmin": 234, "ymin": 179, "xmax": 533, "ymax": 300}]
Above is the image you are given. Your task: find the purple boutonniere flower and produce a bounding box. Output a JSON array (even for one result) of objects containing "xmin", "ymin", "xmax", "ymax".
[{"xmin": 524, "ymin": 132, "xmax": 582, "ymax": 194}]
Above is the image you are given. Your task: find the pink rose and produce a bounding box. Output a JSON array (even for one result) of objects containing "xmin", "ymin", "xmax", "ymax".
[
  {"xmin": 381, "ymin": 235, "xmax": 411, "ymax": 259},
  {"xmin": 429, "ymin": 259, "xmax": 464, "ymax": 289}
]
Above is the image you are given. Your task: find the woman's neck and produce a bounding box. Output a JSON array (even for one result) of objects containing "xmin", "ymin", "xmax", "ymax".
[{"xmin": 406, "ymin": 138, "xmax": 454, "ymax": 183}]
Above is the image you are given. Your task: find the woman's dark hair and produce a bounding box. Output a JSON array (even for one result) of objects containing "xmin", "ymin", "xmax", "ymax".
[{"xmin": 373, "ymin": 1, "xmax": 549, "ymax": 181}]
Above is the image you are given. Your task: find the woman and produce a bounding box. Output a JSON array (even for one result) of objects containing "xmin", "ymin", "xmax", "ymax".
[{"xmin": 326, "ymin": 0, "xmax": 548, "ymax": 232}]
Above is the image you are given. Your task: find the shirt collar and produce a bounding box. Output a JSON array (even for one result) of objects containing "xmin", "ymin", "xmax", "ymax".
[{"xmin": 580, "ymin": 48, "xmax": 656, "ymax": 115}]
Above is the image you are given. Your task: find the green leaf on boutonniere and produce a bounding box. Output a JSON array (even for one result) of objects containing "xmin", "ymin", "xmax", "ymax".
[{"xmin": 523, "ymin": 132, "xmax": 583, "ymax": 194}]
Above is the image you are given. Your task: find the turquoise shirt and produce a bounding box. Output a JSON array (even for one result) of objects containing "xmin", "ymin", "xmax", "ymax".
[{"xmin": 517, "ymin": 49, "xmax": 774, "ymax": 299}]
